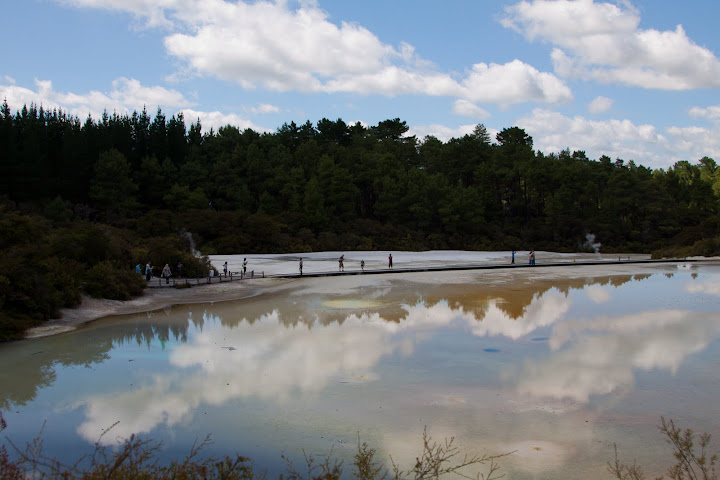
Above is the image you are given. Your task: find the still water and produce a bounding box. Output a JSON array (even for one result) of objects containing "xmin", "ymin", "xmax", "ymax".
[{"xmin": 1, "ymin": 260, "xmax": 720, "ymax": 479}]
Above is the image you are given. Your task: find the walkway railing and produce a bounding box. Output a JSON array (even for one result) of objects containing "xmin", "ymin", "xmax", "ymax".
[{"xmin": 146, "ymin": 257, "xmax": 714, "ymax": 288}]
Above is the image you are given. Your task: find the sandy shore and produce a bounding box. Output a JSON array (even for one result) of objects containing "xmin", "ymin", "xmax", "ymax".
[{"xmin": 25, "ymin": 277, "xmax": 291, "ymax": 338}]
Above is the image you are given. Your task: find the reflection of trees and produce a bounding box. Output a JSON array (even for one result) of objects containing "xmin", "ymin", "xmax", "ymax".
[
  {"xmin": 0, "ymin": 334, "xmax": 111, "ymax": 409},
  {"xmin": 428, "ymin": 275, "xmax": 638, "ymax": 321},
  {"xmin": 0, "ymin": 310, "xmax": 203, "ymax": 409}
]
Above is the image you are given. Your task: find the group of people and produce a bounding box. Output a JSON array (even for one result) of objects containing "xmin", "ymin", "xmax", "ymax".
[
  {"xmin": 510, "ymin": 250, "xmax": 535, "ymax": 265},
  {"xmin": 295, "ymin": 254, "xmax": 394, "ymax": 275},
  {"xmin": 145, "ymin": 250, "xmax": 537, "ymax": 283},
  {"xmin": 136, "ymin": 261, "xmax": 184, "ymax": 284},
  {"xmin": 221, "ymin": 258, "xmax": 249, "ymax": 277}
]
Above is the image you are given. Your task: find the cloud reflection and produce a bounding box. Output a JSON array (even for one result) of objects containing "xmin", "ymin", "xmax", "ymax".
[
  {"xmin": 515, "ymin": 309, "xmax": 720, "ymax": 402},
  {"xmin": 75, "ymin": 272, "xmax": 720, "ymax": 447}
]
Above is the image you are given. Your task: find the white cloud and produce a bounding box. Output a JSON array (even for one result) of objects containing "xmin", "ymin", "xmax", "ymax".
[
  {"xmin": 452, "ymin": 99, "xmax": 491, "ymax": 119},
  {"xmin": 250, "ymin": 103, "xmax": 281, "ymax": 114},
  {"xmin": 515, "ymin": 108, "xmax": 720, "ymax": 169},
  {"xmin": 502, "ymin": 0, "xmax": 720, "ymax": 90},
  {"xmin": 518, "ymin": 108, "xmax": 665, "ymax": 163},
  {"xmin": 689, "ymin": 105, "xmax": 720, "ymax": 121},
  {"xmin": 460, "ymin": 59, "xmax": 573, "ymax": 105},
  {"xmin": 56, "ymin": 0, "xmax": 572, "ymax": 106},
  {"xmin": 587, "ymin": 95, "xmax": 612, "ymax": 113},
  {"xmin": 665, "ymin": 125, "xmax": 720, "ymax": 161},
  {"xmin": 180, "ymin": 108, "xmax": 270, "ymax": 133},
  {"xmin": 0, "ymin": 77, "xmax": 192, "ymax": 119},
  {"xmin": 0, "ymin": 77, "xmax": 270, "ymax": 135}
]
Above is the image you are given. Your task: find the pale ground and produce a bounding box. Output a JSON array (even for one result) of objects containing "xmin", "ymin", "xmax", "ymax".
[{"xmin": 26, "ymin": 250, "xmax": 714, "ymax": 339}]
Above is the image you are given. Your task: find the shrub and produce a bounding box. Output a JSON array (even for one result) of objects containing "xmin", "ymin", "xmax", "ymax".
[
  {"xmin": 83, "ymin": 261, "xmax": 147, "ymax": 300},
  {"xmin": 608, "ymin": 417, "xmax": 718, "ymax": 480}
]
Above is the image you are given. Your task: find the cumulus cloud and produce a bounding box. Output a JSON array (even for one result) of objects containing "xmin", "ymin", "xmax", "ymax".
[
  {"xmin": 587, "ymin": 95, "xmax": 612, "ymax": 113},
  {"xmin": 460, "ymin": 59, "xmax": 572, "ymax": 105},
  {"xmin": 516, "ymin": 108, "xmax": 720, "ymax": 169},
  {"xmin": 452, "ymin": 99, "xmax": 491, "ymax": 119},
  {"xmin": 55, "ymin": 0, "xmax": 571, "ymax": 106},
  {"xmin": 0, "ymin": 77, "xmax": 192, "ymax": 119},
  {"xmin": 689, "ymin": 105, "xmax": 720, "ymax": 121},
  {"xmin": 180, "ymin": 108, "xmax": 270, "ymax": 133},
  {"xmin": 0, "ymin": 77, "xmax": 271, "ymax": 134},
  {"xmin": 502, "ymin": 0, "xmax": 720, "ymax": 90}
]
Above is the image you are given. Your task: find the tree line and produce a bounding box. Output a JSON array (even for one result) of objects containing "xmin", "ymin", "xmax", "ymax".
[{"xmin": 0, "ymin": 100, "xmax": 718, "ymax": 339}]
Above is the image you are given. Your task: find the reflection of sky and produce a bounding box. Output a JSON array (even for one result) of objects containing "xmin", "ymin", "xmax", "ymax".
[
  {"xmin": 3, "ymin": 264, "xmax": 720, "ymax": 479},
  {"xmin": 516, "ymin": 309, "xmax": 720, "ymax": 402},
  {"xmin": 75, "ymin": 270, "xmax": 720, "ymax": 450}
]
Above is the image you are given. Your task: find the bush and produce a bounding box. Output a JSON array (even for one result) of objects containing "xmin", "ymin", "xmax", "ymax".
[
  {"xmin": 609, "ymin": 417, "xmax": 718, "ymax": 480},
  {"xmin": 83, "ymin": 261, "xmax": 147, "ymax": 300}
]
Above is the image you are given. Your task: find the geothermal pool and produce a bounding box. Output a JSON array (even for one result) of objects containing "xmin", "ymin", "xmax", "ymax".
[{"xmin": 1, "ymin": 252, "xmax": 719, "ymax": 479}]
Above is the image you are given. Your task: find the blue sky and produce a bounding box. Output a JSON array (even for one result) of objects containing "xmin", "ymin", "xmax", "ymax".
[{"xmin": 3, "ymin": 0, "xmax": 719, "ymax": 170}]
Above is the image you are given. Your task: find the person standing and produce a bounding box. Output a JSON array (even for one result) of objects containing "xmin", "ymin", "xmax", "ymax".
[
  {"xmin": 135, "ymin": 264, "xmax": 141, "ymax": 275},
  {"xmin": 145, "ymin": 262, "xmax": 153, "ymax": 281},
  {"xmin": 511, "ymin": 250, "xmax": 515, "ymax": 264},
  {"xmin": 529, "ymin": 250, "xmax": 535, "ymax": 265},
  {"xmin": 299, "ymin": 258, "xmax": 303, "ymax": 275},
  {"xmin": 242, "ymin": 258, "xmax": 248, "ymax": 275},
  {"xmin": 388, "ymin": 253, "xmax": 393, "ymax": 269},
  {"xmin": 177, "ymin": 261, "xmax": 183, "ymax": 278},
  {"xmin": 361, "ymin": 259, "xmax": 365, "ymax": 272},
  {"xmin": 339, "ymin": 255, "xmax": 345, "ymax": 271},
  {"xmin": 162, "ymin": 263, "xmax": 172, "ymax": 284},
  {"xmin": 223, "ymin": 261, "xmax": 228, "ymax": 277}
]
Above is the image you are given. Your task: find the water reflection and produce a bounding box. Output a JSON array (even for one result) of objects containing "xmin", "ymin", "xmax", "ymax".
[
  {"xmin": 1, "ymin": 265, "xmax": 719, "ymax": 479},
  {"xmin": 515, "ymin": 309, "xmax": 720, "ymax": 402},
  {"xmin": 67, "ymin": 270, "xmax": 720, "ymax": 445}
]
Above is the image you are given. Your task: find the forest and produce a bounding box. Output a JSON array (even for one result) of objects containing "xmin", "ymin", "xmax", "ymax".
[{"xmin": 0, "ymin": 100, "xmax": 719, "ymax": 339}]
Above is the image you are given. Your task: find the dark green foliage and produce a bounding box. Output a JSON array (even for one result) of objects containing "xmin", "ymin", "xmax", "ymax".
[{"xmin": 83, "ymin": 261, "xmax": 147, "ymax": 300}]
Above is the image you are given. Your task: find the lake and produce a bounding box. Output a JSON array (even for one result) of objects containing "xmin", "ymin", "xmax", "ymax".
[{"xmin": 1, "ymin": 252, "xmax": 719, "ymax": 479}]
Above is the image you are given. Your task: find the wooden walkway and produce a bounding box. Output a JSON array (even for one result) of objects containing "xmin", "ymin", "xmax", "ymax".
[{"xmin": 146, "ymin": 257, "xmax": 713, "ymax": 288}]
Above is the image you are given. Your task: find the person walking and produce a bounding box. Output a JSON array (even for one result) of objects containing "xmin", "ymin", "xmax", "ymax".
[
  {"xmin": 145, "ymin": 262, "xmax": 153, "ymax": 281},
  {"xmin": 388, "ymin": 253, "xmax": 393, "ymax": 269},
  {"xmin": 361, "ymin": 259, "xmax": 365, "ymax": 272},
  {"xmin": 135, "ymin": 264, "xmax": 141, "ymax": 275},
  {"xmin": 299, "ymin": 258, "xmax": 303, "ymax": 275},
  {"xmin": 223, "ymin": 261, "xmax": 228, "ymax": 277},
  {"xmin": 242, "ymin": 258, "xmax": 248, "ymax": 275},
  {"xmin": 511, "ymin": 250, "xmax": 515, "ymax": 264},
  {"xmin": 529, "ymin": 250, "xmax": 535, "ymax": 266},
  {"xmin": 162, "ymin": 263, "xmax": 172, "ymax": 284},
  {"xmin": 177, "ymin": 261, "xmax": 183, "ymax": 278},
  {"xmin": 339, "ymin": 255, "xmax": 345, "ymax": 271}
]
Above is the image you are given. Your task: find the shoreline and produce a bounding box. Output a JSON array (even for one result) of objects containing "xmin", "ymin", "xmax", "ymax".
[
  {"xmin": 24, "ymin": 254, "xmax": 719, "ymax": 339},
  {"xmin": 25, "ymin": 277, "xmax": 292, "ymax": 339}
]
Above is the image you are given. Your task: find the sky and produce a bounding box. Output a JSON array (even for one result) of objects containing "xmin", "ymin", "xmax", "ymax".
[{"xmin": 3, "ymin": 0, "xmax": 720, "ymax": 170}]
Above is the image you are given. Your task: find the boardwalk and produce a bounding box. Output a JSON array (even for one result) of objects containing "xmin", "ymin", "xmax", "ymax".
[{"xmin": 146, "ymin": 257, "xmax": 710, "ymax": 288}]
